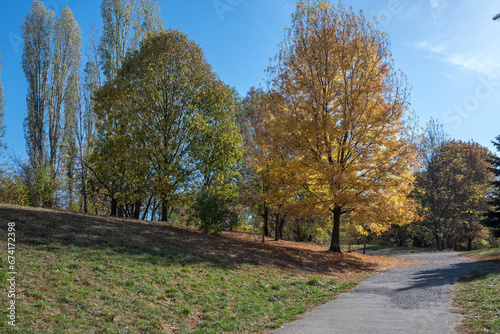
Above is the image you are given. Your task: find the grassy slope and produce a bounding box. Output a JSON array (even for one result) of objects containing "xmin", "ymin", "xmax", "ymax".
[
  {"xmin": 454, "ymin": 248, "xmax": 500, "ymax": 334},
  {"xmin": 0, "ymin": 204, "xmax": 403, "ymax": 333}
]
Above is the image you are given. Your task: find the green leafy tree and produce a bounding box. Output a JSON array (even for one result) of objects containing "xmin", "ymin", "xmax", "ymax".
[
  {"xmin": 47, "ymin": 6, "xmax": 82, "ymax": 199},
  {"xmin": 99, "ymin": 0, "xmax": 134, "ymax": 82},
  {"xmin": 415, "ymin": 140, "xmax": 493, "ymax": 249},
  {"xmin": 131, "ymin": 0, "xmax": 164, "ymax": 50},
  {"xmin": 21, "ymin": 2, "xmax": 82, "ymax": 208},
  {"xmin": 193, "ymin": 188, "xmax": 239, "ymax": 234},
  {"xmin": 99, "ymin": 0, "xmax": 163, "ymax": 82},
  {"xmin": 61, "ymin": 71, "xmax": 80, "ymax": 210},
  {"xmin": 92, "ymin": 30, "xmax": 242, "ymax": 220},
  {"xmin": 481, "ymin": 135, "xmax": 500, "ymax": 238},
  {"xmin": 22, "ymin": 0, "xmax": 54, "ymax": 171}
]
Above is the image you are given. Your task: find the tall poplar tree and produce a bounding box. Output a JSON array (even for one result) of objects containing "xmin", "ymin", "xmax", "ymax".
[
  {"xmin": 48, "ymin": 6, "xmax": 82, "ymax": 202},
  {"xmin": 131, "ymin": 0, "xmax": 164, "ymax": 49},
  {"xmin": 22, "ymin": 2, "xmax": 82, "ymax": 207},
  {"xmin": 99, "ymin": 0, "xmax": 134, "ymax": 82},
  {"xmin": 22, "ymin": 0, "xmax": 54, "ymax": 170},
  {"xmin": 265, "ymin": 0, "xmax": 419, "ymax": 252}
]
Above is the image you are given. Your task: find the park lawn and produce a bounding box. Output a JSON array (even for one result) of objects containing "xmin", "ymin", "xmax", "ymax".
[
  {"xmin": 0, "ymin": 204, "xmax": 403, "ymax": 333},
  {"xmin": 454, "ymin": 248, "xmax": 500, "ymax": 334}
]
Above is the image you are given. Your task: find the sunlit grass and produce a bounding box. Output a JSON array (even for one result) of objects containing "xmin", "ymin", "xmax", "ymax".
[
  {"xmin": 454, "ymin": 271, "xmax": 500, "ymax": 334},
  {"xmin": 0, "ymin": 221, "xmax": 356, "ymax": 333}
]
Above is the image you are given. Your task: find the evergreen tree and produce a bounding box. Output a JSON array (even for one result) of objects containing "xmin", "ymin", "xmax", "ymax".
[{"xmin": 481, "ymin": 136, "xmax": 500, "ymax": 237}]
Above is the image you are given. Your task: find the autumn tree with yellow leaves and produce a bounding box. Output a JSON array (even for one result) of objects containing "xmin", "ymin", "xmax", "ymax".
[{"xmin": 264, "ymin": 0, "xmax": 419, "ymax": 252}]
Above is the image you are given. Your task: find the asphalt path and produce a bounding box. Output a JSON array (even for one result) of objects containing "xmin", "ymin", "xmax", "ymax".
[{"xmin": 273, "ymin": 252, "xmax": 499, "ymax": 334}]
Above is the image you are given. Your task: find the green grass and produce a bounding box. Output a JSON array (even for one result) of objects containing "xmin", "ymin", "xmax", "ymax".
[
  {"xmin": 454, "ymin": 271, "xmax": 500, "ymax": 334},
  {"xmin": 0, "ymin": 205, "xmax": 362, "ymax": 333},
  {"xmin": 462, "ymin": 247, "xmax": 500, "ymax": 257},
  {"xmin": 0, "ymin": 240, "xmax": 355, "ymax": 333}
]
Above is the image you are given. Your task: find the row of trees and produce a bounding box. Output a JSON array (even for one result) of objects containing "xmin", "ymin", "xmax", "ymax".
[
  {"xmin": 0, "ymin": 0, "xmax": 498, "ymax": 252},
  {"xmin": 17, "ymin": 0, "xmax": 164, "ymax": 212}
]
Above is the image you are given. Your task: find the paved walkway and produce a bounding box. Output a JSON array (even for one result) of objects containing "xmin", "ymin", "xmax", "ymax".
[{"xmin": 273, "ymin": 252, "xmax": 499, "ymax": 334}]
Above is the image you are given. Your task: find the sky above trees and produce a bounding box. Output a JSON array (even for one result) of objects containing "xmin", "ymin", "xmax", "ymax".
[{"xmin": 0, "ymin": 0, "xmax": 499, "ymax": 162}]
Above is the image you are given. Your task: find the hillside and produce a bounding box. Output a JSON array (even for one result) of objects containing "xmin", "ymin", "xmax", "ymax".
[{"xmin": 0, "ymin": 204, "xmax": 404, "ymax": 333}]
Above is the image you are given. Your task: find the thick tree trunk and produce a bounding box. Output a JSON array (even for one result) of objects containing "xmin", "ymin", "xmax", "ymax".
[
  {"xmin": 329, "ymin": 206, "xmax": 342, "ymax": 253},
  {"xmin": 263, "ymin": 205, "xmax": 269, "ymax": 237},
  {"xmin": 111, "ymin": 197, "xmax": 117, "ymax": 216},
  {"xmin": 133, "ymin": 201, "xmax": 141, "ymax": 219},
  {"xmin": 117, "ymin": 204, "xmax": 124, "ymax": 217},
  {"xmin": 161, "ymin": 198, "xmax": 169, "ymax": 222},
  {"xmin": 278, "ymin": 217, "xmax": 285, "ymax": 240},
  {"xmin": 435, "ymin": 234, "xmax": 441, "ymax": 250},
  {"xmin": 467, "ymin": 237, "xmax": 473, "ymax": 251}
]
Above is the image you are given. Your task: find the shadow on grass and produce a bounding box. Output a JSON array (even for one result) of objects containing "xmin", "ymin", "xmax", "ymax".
[{"xmin": 0, "ymin": 204, "xmax": 377, "ymax": 275}]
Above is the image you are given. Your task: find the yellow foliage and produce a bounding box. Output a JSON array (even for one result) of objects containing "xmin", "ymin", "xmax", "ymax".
[{"xmin": 259, "ymin": 0, "xmax": 420, "ymax": 251}]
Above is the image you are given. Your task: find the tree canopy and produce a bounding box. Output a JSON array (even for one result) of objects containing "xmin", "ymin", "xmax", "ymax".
[
  {"xmin": 260, "ymin": 0, "xmax": 419, "ymax": 252},
  {"xmin": 91, "ymin": 29, "xmax": 242, "ymax": 221}
]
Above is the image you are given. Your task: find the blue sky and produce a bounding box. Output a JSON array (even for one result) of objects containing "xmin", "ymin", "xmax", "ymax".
[{"xmin": 1, "ymin": 0, "xmax": 499, "ymax": 164}]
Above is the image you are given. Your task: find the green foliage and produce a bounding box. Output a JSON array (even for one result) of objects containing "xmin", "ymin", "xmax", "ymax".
[
  {"xmin": 99, "ymin": 0, "xmax": 134, "ymax": 81},
  {"xmin": 0, "ymin": 171, "xmax": 27, "ymax": 205},
  {"xmin": 91, "ymin": 30, "xmax": 242, "ymax": 220},
  {"xmin": 99, "ymin": 0, "xmax": 164, "ymax": 81},
  {"xmin": 193, "ymin": 188, "xmax": 239, "ymax": 234},
  {"xmin": 22, "ymin": 0, "xmax": 54, "ymax": 168},
  {"xmin": 25, "ymin": 164, "xmax": 54, "ymax": 207},
  {"xmin": 21, "ymin": 2, "xmax": 82, "ymax": 209},
  {"xmin": 414, "ymin": 131, "xmax": 493, "ymax": 250},
  {"xmin": 481, "ymin": 135, "xmax": 500, "ymax": 237}
]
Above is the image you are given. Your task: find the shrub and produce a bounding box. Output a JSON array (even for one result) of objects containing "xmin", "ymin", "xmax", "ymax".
[{"xmin": 192, "ymin": 189, "xmax": 238, "ymax": 234}]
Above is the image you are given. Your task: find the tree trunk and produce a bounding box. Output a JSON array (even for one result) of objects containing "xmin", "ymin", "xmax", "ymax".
[
  {"xmin": 262, "ymin": 218, "xmax": 265, "ymax": 243},
  {"xmin": 81, "ymin": 172, "xmax": 87, "ymax": 214},
  {"xmin": 278, "ymin": 217, "xmax": 285, "ymax": 240},
  {"xmin": 133, "ymin": 200, "xmax": 141, "ymax": 219},
  {"xmin": 263, "ymin": 205, "xmax": 269, "ymax": 237},
  {"xmin": 329, "ymin": 206, "xmax": 342, "ymax": 253},
  {"xmin": 467, "ymin": 237, "xmax": 473, "ymax": 251},
  {"xmin": 274, "ymin": 213, "xmax": 280, "ymax": 241},
  {"xmin": 151, "ymin": 200, "xmax": 159, "ymax": 221},
  {"xmin": 441, "ymin": 232, "xmax": 448, "ymax": 250},
  {"xmin": 435, "ymin": 234, "xmax": 441, "ymax": 250},
  {"xmin": 161, "ymin": 198, "xmax": 169, "ymax": 222},
  {"xmin": 117, "ymin": 204, "xmax": 124, "ymax": 217},
  {"xmin": 111, "ymin": 197, "xmax": 117, "ymax": 216},
  {"xmin": 142, "ymin": 195, "xmax": 154, "ymax": 220}
]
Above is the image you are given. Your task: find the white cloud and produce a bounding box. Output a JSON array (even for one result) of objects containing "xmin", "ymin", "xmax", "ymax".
[{"xmin": 414, "ymin": 0, "xmax": 500, "ymax": 77}]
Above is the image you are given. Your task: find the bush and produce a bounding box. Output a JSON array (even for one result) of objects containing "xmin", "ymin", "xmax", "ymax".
[
  {"xmin": 192, "ymin": 189, "xmax": 238, "ymax": 234},
  {"xmin": 0, "ymin": 171, "xmax": 27, "ymax": 205}
]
